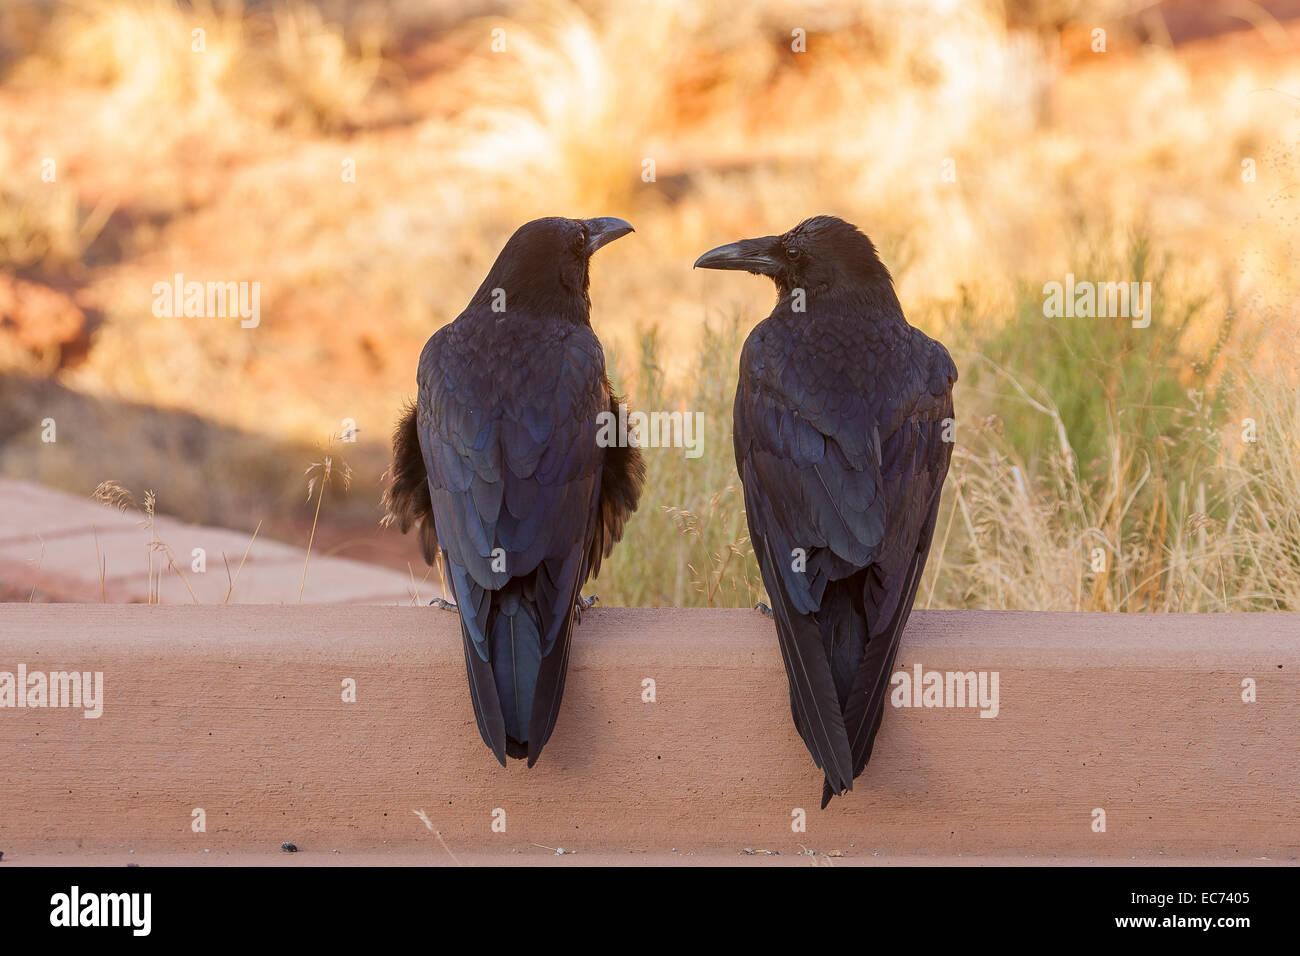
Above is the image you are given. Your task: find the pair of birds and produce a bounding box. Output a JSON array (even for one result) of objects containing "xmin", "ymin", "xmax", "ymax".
[{"xmin": 383, "ymin": 214, "xmax": 957, "ymax": 806}]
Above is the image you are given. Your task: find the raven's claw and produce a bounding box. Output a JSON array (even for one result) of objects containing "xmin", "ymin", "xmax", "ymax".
[{"xmin": 574, "ymin": 593, "xmax": 599, "ymax": 623}]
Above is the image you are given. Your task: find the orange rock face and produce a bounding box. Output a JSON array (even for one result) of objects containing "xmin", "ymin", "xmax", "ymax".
[{"xmin": 0, "ymin": 274, "xmax": 91, "ymax": 369}]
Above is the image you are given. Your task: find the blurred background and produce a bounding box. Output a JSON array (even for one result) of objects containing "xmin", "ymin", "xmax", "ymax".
[{"xmin": 1, "ymin": 0, "xmax": 1298, "ymax": 610}]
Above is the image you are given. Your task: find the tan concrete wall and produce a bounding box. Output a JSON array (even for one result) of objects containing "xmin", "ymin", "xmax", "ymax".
[{"xmin": 0, "ymin": 605, "xmax": 1296, "ymax": 862}]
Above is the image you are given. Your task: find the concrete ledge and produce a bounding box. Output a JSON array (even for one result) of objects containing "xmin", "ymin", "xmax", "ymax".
[{"xmin": 0, "ymin": 605, "xmax": 1296, "ymax": 863}]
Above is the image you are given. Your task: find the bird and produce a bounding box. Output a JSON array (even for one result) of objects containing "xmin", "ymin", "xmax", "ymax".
[
  {"xmin": 382, "ymin": 216, "xmax": 644, "ymax": 767},
  {"xmin": 695, "ymin": 215, "xmax": 957, "ymax": 807}
]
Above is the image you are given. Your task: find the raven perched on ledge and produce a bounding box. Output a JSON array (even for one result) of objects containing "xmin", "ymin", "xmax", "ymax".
[
  {"xmin": 383, "ymin": 216, "xmax": 644, "ymax": 767},
  {"xmin": 696, "ymin": 215, "xmax": 957, "ymax": 807}
]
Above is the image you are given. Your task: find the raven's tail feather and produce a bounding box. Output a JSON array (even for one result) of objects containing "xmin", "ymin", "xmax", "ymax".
[
  {"xmin": 489, "ymin": 589, "xmax": 543, "ymax": 758},
  {"xmin": 465, "ymin": 568, "xmax": 581, "ymax": 767},
  {"xmin": 526, "ymin": 607, "xmax": 576, "ymax": 767},
  {"xmin": 836, "ymin": 496, "xmax": 943, "ymax": 798},
  {"xmin": 459, "ymin": 623, "xmax": 508, "ymax": 767},
  {"xmin": 757, "ymin": 535, "xmax": 856, "ymax": 798},
  {"xmin": 815, "ymin": 573, "xmax": 870, "ymax": 809}
]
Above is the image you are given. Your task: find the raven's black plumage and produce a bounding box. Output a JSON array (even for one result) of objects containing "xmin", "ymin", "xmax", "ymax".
[
  {"xmin": 696, "ymin": 215, "xmax": 957, "ymax": 807},
  {"xmin": 383, "ymin": 216, "xmax": 644, "ymax": 767}
]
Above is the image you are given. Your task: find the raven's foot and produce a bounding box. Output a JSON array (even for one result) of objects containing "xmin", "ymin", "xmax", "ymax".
[
  {"xmin": 753, "ymin": 601, "xmax": 774, "ymax": 619},
  {"xmin": 429, "ymin": 597, "xmax": 459, "ymax": 613},
  {"xmin": 574, "ymin": 593, "xmax": 599, "ymax": 623}
]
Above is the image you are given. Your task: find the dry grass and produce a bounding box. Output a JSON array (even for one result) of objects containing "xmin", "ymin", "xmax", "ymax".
[
  {"xmin": 0, "ymin": 178, "xmax": 91, "ymax": 276},
  {"xmin": 91, "ymin": 479, "xmax": 200, "ymax": 603},
  {"xmin": 13, "ymin": 0, "xmax": 382, "ymax": 133},
  {"xmin": 596, "ymin": 319, "xmax": 766, "ymax": 608},
  {"xmin": 919, "ymin": 359, "xmax": 1300, "ymax": 613},
  {"xmin": 300, "ymin": 444, "xmax": 352, "ymax": 601}
]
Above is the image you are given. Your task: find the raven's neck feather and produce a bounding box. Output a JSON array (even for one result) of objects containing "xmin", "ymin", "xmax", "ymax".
[
  {"xmin": 467, "ymin": 281, "xmax": 591, "ymax": 324},
  {"xmin": 774, "ymin": 278, "xmax": 905, "ymax": 326},
  {"xmin": 468, "ymin": 257, "xmax": 592, "ymax": 323}
]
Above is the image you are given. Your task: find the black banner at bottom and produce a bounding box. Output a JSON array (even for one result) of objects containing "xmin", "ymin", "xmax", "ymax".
[{"xmin": 0, "ymin": 863, "xmax": 1288, "ymax": 942}]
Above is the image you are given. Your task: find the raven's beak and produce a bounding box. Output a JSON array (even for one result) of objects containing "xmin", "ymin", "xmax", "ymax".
[
  {"xmin": 693, "ymin": 236, "xmax": 781, "ymax": 274},
  {"xmin": 585, "ymin": 217, "xmax": 634, "ymax": 255}
]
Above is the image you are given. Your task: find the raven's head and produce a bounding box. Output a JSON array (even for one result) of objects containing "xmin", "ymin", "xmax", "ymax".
[
  {"xmin": 693, "ymin": 215, "xmax": 892, "ymax": 300},
  {"xmin": 477, "ymin": 216, "xmax": 634, "ymax": 317}
]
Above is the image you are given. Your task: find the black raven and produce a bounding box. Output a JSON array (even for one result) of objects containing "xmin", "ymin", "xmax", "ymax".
[
  {"xmin": 383, "ymin": 216, "xmax": 644, "ymax": 767},
  {"xmin": 695, "ymin": 215, "xmax": 957, "ymax": 807}
]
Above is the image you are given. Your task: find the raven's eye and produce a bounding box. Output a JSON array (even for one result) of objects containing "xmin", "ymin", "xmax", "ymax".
[{"xmin": 785, "ymin": 247, "xmax": 801, "ymax": 261}]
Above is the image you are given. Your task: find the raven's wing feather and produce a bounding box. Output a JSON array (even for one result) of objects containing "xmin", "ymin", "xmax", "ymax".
[
  {"xmin": 587, "ymin": 385, "xmax": 646, "ymax": 578},
  {"xmin": 380, "ymin": 400, "xmax": 439, "ymax": 564},
  {"xmin": 735, "ymin": 320, "xmax": 956, "ymax": 798}
]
